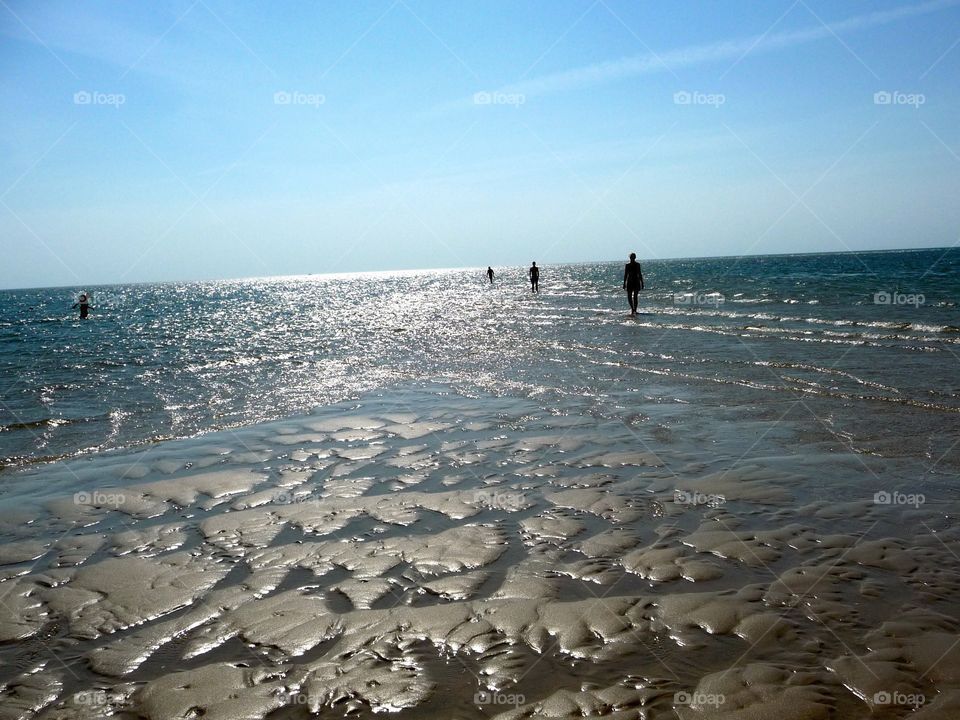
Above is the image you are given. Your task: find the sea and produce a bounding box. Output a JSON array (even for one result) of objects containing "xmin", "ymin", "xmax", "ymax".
[
  {"xmin": 3, "ymin": 248, "xmax": 959, "ymax": 469},
  {"xmin": 1, "ymin": 247, "xmax": 959, "ymax": 719}
]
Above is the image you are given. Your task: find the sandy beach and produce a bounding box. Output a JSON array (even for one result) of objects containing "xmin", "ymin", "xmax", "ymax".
[{"xmin": 1, "ymin": 379, "xmax": 957, "ymax": 719}]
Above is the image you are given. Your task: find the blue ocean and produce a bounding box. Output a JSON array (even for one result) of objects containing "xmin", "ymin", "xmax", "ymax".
[
  {"xmin": 2, "ymin": 248, "xmax": 958, "ymax": 468},
  {"xmin": 1, "ymin": 248, "xmax": 959, "ymax": 719}
]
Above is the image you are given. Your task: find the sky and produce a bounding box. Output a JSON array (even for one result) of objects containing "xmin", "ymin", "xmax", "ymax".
[{"xmin": 1, "ymin": 0, "xmax": 959, "ymax": 289}]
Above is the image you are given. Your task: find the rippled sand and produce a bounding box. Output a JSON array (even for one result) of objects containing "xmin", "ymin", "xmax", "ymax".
[{"xmin": 1, "ymin": 384, "xmax": 958, "ymax": 719}]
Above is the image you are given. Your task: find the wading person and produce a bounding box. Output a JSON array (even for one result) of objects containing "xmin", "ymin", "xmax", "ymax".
[
  {"xmin": 529, "ymin": 262, "xmax": 539, "ymax": 293},
  {"xmin": 623, "ymin": 253, "xmax": 644, "ymax": 316},
  {"xmin": 72, "ymin": 293, "xmax": 90, "ymax": 319}
]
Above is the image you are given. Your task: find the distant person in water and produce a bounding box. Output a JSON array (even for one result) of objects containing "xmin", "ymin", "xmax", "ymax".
[
  {"xmin": 72, "ymin": 293, "xmax": 90, "ymax": 319},
  {"xmin": 529, "ymin": 262, "xmax": 539, "ymax": 293},
  {"xmin": 623, "ymin": 253, "xmax": 644, "ymax": 316},
  {"xmin": 487, "ymin": 266, "xmax": 494, "ymax": 283}
]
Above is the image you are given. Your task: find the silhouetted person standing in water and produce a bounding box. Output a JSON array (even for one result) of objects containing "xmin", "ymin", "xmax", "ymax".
[
  {"xmin": 72, "ymin": 293, "xmax": 90, "ymax": 319},
  {"xmin": 487, "ymin": 266, "xmax": 494, "ymax": 283},
  {"xmin": 623, "ymin": 253, "xmax": 644, "ymax": 316},
  {"xmin": 529, "ymin": 262, "xmax": 540, "ymax": 293}
]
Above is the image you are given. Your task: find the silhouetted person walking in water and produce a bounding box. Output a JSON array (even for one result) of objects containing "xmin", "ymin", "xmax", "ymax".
[
  {"xmin": 72, "ymin": 293, "xmax": 90, "ymax": 319},
  {"xmin": 487, "ymin": 266, "xmax": 494, "ymax": 283},
  {"xmin": 623, "ymin": 253, "xmax": 644, "ymax": 316},
  {"xmin": 529, "ymin": 262, "xmax": 539, "ymax": 293}
]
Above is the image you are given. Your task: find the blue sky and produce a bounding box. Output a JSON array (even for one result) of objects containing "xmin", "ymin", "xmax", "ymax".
[{"xmin": 1, "ymin": 0, "xmax": 958, "ymax": 288}]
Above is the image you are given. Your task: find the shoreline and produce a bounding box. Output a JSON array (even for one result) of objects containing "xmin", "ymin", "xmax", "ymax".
[{"xmin": 4, "ymin": 248, "xmax": 958, "ymax": 472}]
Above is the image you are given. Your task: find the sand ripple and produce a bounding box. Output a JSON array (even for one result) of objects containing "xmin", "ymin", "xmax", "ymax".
[{"xmin": 0, "ymin": 386, "xmax": 957, "ymax": 719}]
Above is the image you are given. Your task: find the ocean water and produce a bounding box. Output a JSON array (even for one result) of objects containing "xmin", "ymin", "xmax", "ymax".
[
  {"xmin": 2, "ymin": 248, "xmax": 959, "ymax": 468},
  {"xmin": 2, "ymin": 248, "xmax": 960, "ymax": 719}
]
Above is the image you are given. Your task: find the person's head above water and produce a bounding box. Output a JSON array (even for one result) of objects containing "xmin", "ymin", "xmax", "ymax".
[
  {"xmin": 629, "ymin": 253, "xmax": 636, "ymax": 261},
  {"xmin": 79, "ymin": 293, "xmax": 87, "ymax": 301},
  {"xmin": 532, "ymin": 261, "xmax": 537, "ymax": 266}
]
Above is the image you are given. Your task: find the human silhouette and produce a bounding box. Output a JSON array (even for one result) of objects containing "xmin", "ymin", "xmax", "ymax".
[
  {"xmin": 72, "ymin": 293, "xmax": 90, "ymax": 319},
  {"xmin": 623, "ymin": 253, "xmax": 644, "ymax": 315},
  {"xmin": 487, "ymin": 266, "xmax": 494, "ymax": 283},
  {"xmin": 529, "ymin": 262, "xmax": 539, "ymax": 293}
]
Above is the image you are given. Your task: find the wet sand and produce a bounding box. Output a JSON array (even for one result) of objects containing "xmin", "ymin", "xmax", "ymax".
[{"xmin": 1, "ymin": 383, "xmax": 958, "ymax": 719}]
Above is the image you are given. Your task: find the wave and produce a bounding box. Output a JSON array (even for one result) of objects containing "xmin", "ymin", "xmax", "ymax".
[
  {"xmin": 911, "ymin": 323, "xmax": 960, "ymax": 333},
  {"xmin": 0, "ymin": 417, "xmax": 73, "ymax": 432},
  {"xmin": 661, "ymin": 306, "xmax": 960, "ymax": 334}
]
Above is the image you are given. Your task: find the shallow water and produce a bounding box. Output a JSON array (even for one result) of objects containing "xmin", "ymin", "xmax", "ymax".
[
  {"xmin": 1, "ymin": 249, "xmax": 960, "ymax": 718},
  {"xmin": 3, "ymin": 248, "xmax": 959, "ymax": 469}
]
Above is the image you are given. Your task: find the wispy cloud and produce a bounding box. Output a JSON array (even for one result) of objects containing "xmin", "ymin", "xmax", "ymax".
[
  {"xmin": 489, "ymin": 0, "xmax": 960, "ymax": 99},
  {"xmin": 0, "ymin": 2, "xmax": 263, "ymax": 89}
]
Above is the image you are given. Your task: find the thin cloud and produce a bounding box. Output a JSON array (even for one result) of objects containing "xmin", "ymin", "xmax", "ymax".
[{"xmin": 491, "ymin": 0, "xmax": 960, "ymax": 98}]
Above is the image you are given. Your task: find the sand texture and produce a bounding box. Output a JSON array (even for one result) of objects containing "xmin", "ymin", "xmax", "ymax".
[{"xmin": 0, "ymin": 385, "xmax": 957, "ymax": 719}]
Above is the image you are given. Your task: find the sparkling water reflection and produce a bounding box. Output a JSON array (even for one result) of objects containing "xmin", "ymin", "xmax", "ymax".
[{"xmin": 1, "ymin": 248, "xmax": 959, "ymax": 468}]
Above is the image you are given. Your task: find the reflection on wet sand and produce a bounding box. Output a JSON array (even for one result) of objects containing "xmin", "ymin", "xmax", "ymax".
[{"xmin": 0, "ymin": 384, "xmax": 958, "ymax": 719}]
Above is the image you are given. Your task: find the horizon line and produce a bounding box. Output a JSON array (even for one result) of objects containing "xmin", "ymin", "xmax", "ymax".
[{"xmin": 3, "ymin": 243, "xmax": 954, "ymax": 292}]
